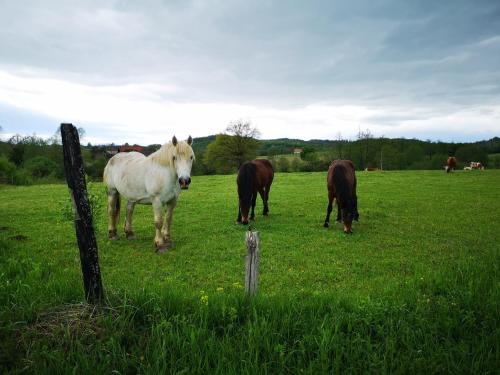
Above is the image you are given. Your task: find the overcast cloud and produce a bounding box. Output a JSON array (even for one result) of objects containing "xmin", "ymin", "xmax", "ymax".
[{"xmin": 1, "ymin": 0, "xmax": 499, "ymax": 144}]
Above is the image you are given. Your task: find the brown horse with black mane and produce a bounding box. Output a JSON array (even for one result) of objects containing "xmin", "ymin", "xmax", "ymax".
[
  {"xmin": 236, "ymin": 159, "xmax": 274, "ymax": 225},
  {"xmin": 323, "ymin": 160, "xmax": 359, "ymax": 233},
  {"xmin": 446, "ymin": 156, "xmax": 457, "ymax": 173}
]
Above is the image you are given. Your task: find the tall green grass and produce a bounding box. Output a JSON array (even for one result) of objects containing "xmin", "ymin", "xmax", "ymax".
[{"xmin": 1, "ymin": 170, "xmax": 499, "ymax": 373}]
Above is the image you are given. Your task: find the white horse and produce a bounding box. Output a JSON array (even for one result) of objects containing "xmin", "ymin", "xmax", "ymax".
[{"xmin": 103, "ymin": 136, "xmax": 195, "ymax": 252}]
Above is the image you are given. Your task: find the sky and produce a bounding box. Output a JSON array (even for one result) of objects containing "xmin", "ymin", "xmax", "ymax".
[{"xmin": 1, "ymin": 0, "xmax": 500, "ymax": 145}]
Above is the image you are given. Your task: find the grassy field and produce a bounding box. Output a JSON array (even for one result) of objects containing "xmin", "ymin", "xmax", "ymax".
[{"xmin": 1, "ymin": 170, "xmax": 499, "ymax": 373}]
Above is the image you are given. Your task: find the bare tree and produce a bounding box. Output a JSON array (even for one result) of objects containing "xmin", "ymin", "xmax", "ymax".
[
  {"xmin": 205, "ymin": 120, "xmax": 261, "ymax": 173},
  {"xmin": 51, "ymin": 126, "xmax": 86, "ymax": 144},
  {"xmin": 357, "ymin": 128, "xmax": 374, "ymax": 169},
  {"xmin": 336, "ymin": 132, "xmax": 344, "ymax": 159},
  {"xmin": 226, "ymin": 120, "xmax": 260, "ymax": 139}
]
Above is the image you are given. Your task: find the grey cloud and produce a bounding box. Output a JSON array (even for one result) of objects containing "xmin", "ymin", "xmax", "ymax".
[{"xmin": 1, "ymin": 0, "xmax": 500, "ymax": 117}]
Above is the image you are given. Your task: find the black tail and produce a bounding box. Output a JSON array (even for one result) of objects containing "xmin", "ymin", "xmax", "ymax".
[
  {"xmin": 238, "ymin": 162, "xmax": 256, "ymax": 200},
  {"xmin": 333, "ymin": 165, "xmax": 354, "ymax": 214}
]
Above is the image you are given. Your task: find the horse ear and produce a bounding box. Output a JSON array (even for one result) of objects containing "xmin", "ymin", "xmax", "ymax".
[
  {"xmin": 187, "ymin": 135, "xmax": 193, "ymax": 145},
  {"xmin": 172, "ymin": 136, "xmax": 178, "ymax": 146}
]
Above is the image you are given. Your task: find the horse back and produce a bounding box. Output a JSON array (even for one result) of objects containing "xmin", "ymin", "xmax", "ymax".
[
  {"xmin": 327, "ymin": 160, "xmax": 356, "ymax": 196},
  {"xmin": 252, "ymin": 159, "xmax": 274, "ymax": 187},
  {"xmin": 104, "ymin": 152, "xmax": 155, "ymax": 197}
]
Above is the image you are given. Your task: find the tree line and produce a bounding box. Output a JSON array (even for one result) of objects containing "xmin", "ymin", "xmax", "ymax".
[{"xmin": 1, "ymin": 123, "xmax": 499, "ymax": 185}]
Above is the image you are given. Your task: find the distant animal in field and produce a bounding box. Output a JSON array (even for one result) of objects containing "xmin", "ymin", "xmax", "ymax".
[
  {"xmin": 470, "ymin": 161, "xmax": 484, "ymax": 170},
  {"xmin": 446, "ymin": 156, "xmax": 457, "ymax": 173},
  {"xmin": 364, "ymin": 167, "xmax": 380, "ymax": 171},
  {"xmin": 103, "ymin": 136, "xmax": 195, "ymax": 252},
  {"xmin": 464, "ymin": 166, "xmax": 472, "ymax": 171},
  {"xmin": 323, "ymin": 160, "xmax": 359, "ymax": 234},
  {"xmin": 236, "ymin": 159, "xmax": 274, "ymax": 225}
]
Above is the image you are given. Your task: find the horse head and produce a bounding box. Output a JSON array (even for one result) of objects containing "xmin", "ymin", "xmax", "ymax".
[
  {"xmin": 341, "ymin": 208, "xmax": 354, "ymax": 234},
  {"xmin": 239, "ymin": 193, "xmax": 253, "ymax": 225},
  {"xmin": 171, "ymin": 135, "xmax": 195, "ymax": 190}
]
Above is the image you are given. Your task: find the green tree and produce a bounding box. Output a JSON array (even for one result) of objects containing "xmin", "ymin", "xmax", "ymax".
[
  {"xmin": 491, "ymin": 155, "xmax": 500, "ymax": 168},
  {"xmin": 24, "ymin": 156, "xmax": 58, "ymax": 178},
  {"xmin": 456, "ymin": 144, "xmax": 489, "ymax": 167},
  {"xmin": 204, "ymin": 121, "xmax": 260, "ymax": 174},
  {"xmin": 429, "ymin": 153, "xmax": 448, "ymax": 170},
  {"xmin": 404, "ymin": 145, "xmax": 425, "ymax": 169},
  {"xmin": 300, "ymin": 146, "xmax": 315, "ymax": 160},
  {"xmin": 380, "ymin": 145, "xmax": 401, "ymax": 170}
]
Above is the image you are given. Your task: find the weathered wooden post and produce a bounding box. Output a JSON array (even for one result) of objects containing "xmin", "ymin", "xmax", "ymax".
[
  {"xmin": 245, "ymin": 229, "xmax": 260, "ymax": 295},
  {"xmin": 61, "ymin": 123, "xmax": 104, "ymax": 304}
]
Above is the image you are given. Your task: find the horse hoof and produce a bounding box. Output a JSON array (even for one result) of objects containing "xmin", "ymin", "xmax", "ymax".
[
  {"xmin": 126, "ymin": 232, "xmax": 135, "ymax": 240},
  {"xmin": 323, "ymin": 222, "xmax": 329, "ymax": 228},
  {"xmin": 157, "ymin": 247, "xmax": 169, "ymax": 254},
  {"xmin": 156, "ymin": 243, "xmax": 171, "ymax": 253},
  {"xmin": 156, "ymin": 239, "xmax": 172, "ymax": 252},
  {"xmin": 108, "ymin": 231, "xmax": 118, "ymax": 240},
  {"xmin": 236, "ymin": 220, "xmax": 242, "ymax": 225}
]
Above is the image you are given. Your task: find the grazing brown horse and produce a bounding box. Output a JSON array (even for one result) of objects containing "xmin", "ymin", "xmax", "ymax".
[
  {"xmin": 323, "ymin": 160, "xmax": 359, "ymax": 233},
  {"xmin": 236, "ymin": 159, "xmax": 274, "ymax": 225},
  {"xmin": 446, "ymin": 156, "xmax": 457, "ymax": 173}
]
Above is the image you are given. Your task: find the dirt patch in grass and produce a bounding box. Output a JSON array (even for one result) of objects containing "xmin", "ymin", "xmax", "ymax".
[
  {"xmin": 15, "ymin": 303, "xmax": 120, "ymax": 356},
  {"xmin": 9, "ymin": 235, "xmax": 28, "ymax": 241}
]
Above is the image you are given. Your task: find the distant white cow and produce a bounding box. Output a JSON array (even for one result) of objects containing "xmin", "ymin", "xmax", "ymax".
[
  {"xmin": 464, "ymin": 166, "xmax": 472, "ymax": 171},
  {"xmin": 470, "ymin": 162, "xmax": 485, "ymax": 170}
]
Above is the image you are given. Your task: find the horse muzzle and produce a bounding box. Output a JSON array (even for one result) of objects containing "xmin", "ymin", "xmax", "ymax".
[{"xmin": 179, "ymin": 177, "xmax": 191, "ymax": 190}]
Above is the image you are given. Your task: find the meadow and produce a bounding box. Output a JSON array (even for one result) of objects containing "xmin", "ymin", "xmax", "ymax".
[{"xmin": 1, "ymin": 170, "xmax": 499, "ymax": 373}]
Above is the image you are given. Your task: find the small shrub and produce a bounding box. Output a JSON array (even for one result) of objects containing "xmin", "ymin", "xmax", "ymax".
[
  {"xmin": 61, "ymin": 178, "xmax": 104, "ymax": 222},
  {"xmin": 0, "ymin": 155, "xmax": 16, "ymax": 184},
  {"xmin": 289, "ymin": 157, "xmax": 301, "ymax": 172},
  {"xmin": 299, "ymin": 161, "xmax": 314, "ymax": 172},
  {"xmin": 277, "ymin": 157, "xmax": 290, "ymax": 172},
  {"xmin": 13, "ymin": 169, "xmax": 33, "ymax": 185}
]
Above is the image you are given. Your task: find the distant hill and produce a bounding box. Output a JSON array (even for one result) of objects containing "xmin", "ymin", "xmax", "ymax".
[{"xmin": 190, "ymin": 135, "xmax": 500, "ymax": 157}]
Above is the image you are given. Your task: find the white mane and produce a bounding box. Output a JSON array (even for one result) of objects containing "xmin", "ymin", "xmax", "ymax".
[{"xmin": 149, "ymin": 141, "xmax": 194, "ymax": 167}]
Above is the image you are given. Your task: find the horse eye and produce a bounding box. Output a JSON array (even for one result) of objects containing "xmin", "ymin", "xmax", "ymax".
[
  {"xmin": 173, "ymin": 156, "xmax": 176, "ymax": 161},
  {"xmin": 190, "ymin": 156, "xmax": 193, "ymax": 160}
]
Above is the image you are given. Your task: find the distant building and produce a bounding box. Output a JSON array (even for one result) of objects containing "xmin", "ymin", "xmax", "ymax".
[
  {"xmin": 293, "ymin": 147, "xmax": 303, "ymax": 155},
  {"xmin": 118, "ymin": 144, "xmax": 144, "ymax": 153},
  {"xmin": 105, "ymin": 144, "xmax": 145, "ymax": 159}
]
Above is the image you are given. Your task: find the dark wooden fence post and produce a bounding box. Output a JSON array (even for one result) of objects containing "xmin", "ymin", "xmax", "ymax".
[
  {"xmin": 245, "ymin": 230, "xmax": 260, "ymax": 295},
  {"xmin": 61, "ymin": 123, "xmax": 104, "ymax": 304}
]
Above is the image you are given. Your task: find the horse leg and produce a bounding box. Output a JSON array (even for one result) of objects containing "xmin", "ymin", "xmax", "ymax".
[
  {"xmin": 107, "ymin": 189, "xmax": 120, "ymax": 240},
  {"xmin": 124, "ymin": 200, "xmax": 136, "ymax": 240},
  {"xmin": 258, "ymin": 188, "xmax": 266, "ymax": 216},
  {"xmin": 152, "ymin": 198, "xmax": 168, "ymax": 252},
  {"xmin": 250, "ymin": 193, "xmax": 257, "ymax": 220},
  {"xmin": 162, "ymin": 200, "xmax": 177, "ymax": 246},
  {"xmin": 336, "ymin": 200, "xmax": 342, "ymax": 222},
  {"xmin": 323, "ymin": 191, "xmax": 334, "ymax": 228},
  {"xmin": 262, "ymin": 185, "xmax": 270, "ymax": 216},
  {"xmin": 236, "ymin": 206, "xmax": 242, "ymax": 224}
]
